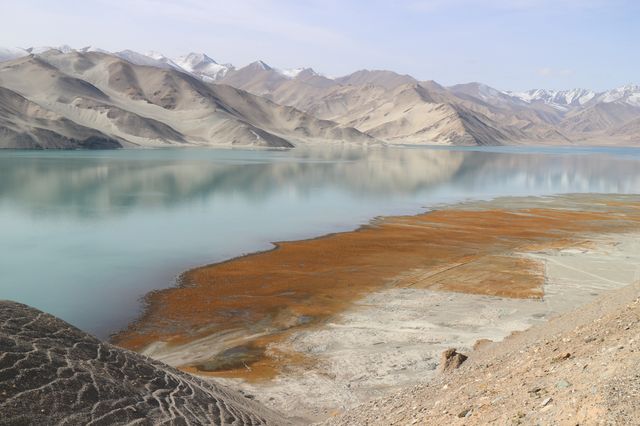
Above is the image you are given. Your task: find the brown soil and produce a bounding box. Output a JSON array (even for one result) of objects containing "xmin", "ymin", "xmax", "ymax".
[{"xmin": 112, "ymin": 197, "xmax": 640, "ymax": 382}]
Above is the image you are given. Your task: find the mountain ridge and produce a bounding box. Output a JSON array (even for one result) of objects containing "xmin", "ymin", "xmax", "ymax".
[
  {"xmin": 0, "ymin": 45, "xmax": 638, "ymax": 148},
  {"xmin": 0, "ymin": 50, "xmax": 373, "ymax": 149}
]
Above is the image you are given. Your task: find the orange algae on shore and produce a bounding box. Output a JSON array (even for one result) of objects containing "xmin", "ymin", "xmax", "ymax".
[{"xmin": 112, "ymin": 196, "xmax": 640, "ymax": 381}]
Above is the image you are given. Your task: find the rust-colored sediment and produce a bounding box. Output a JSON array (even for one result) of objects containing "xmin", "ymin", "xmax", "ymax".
[{"xmin": 113, "ymin": 197, "xmax": 640, "ymax": 381}]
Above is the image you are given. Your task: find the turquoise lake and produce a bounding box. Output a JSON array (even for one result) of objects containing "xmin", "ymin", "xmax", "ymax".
[{"xmin": 1, "ymin": 145, "xmax": 639, "ymax": 338}]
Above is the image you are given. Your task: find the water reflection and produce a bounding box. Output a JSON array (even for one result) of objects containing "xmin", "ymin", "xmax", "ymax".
[{"xmin": 1, "ymin": 146, "xmax": 639, "ymax": 219}]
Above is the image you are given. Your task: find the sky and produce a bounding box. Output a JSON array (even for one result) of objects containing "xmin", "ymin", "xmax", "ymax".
[{"xmin": 2, "ymin": 0, "xmax": 639, "ymax": 91}]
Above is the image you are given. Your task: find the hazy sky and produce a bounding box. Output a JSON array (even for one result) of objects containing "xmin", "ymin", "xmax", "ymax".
[{"xmin": 3, "ymin": 0, "xmax": 638, "ymax": 90}]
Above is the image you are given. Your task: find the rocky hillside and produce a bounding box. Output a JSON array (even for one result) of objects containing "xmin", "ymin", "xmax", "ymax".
[
  {"xmin": 328, "ymin": 281, "xmax": 640, "ymax": 425},
  {"xmin": 0, "ymin": 301, "xmax": 292, "ymax": 425}
]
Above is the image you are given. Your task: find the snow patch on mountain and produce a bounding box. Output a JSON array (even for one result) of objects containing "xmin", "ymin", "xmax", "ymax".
[
  {"xmin": 279, "ymin": 67, "xmax": 305, "ymax": 78},
  {"xmin": 78, "ymin": 46, "xmax": 110, "ymax": 54},
  {"xmin": 507, "ymin": 86, "xmax": 640, "ymax": 109},
  {"xmin": 174, "ymin": 53, "xmax": 233, "ymax": 81},
  {"xmin": 505, "ymin": 88, "xmax": 596, "ymax": 110},
  {"xmin": 27, "ymin": 45, "xmax": 75, "ymax": 55},
  {"xmin": 146, "ymin": 51, "xmax": 181, "ymax": 70},
  {"xmin": 598, "ymin": 84, "xmax": 640, "ymax": 107}
]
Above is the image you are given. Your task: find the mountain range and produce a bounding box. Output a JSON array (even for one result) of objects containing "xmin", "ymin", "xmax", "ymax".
[{"xmin": 1, "ymin": 45, "xmax": 638, "ymax": 149}]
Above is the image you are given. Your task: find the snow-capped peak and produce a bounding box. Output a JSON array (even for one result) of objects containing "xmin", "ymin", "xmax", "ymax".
[
  {"xmin": 276, "ymin": 67, "xmax": 324, "ymax": 79},
  {"xmin": 505, "ymin": 88, "xmax": 596, "ymax": 110},
  {"xmin": 78, "ymin": 46, "xmax": 110, "ymax": 54},
  {"xmin": 278, "ymin": 67, "xmax": 306, "ymax": 78},
  {"xmin": 174, "ymin": 52, "xmax": 233, "ymax": 81},
  {"xmin": 175, "ymin": 52, "xmax": 218, "ymax": 72},
  {"xmin": 598, "ymin": 84, "xmax": 640, "ymax": 107},
  {"xmin": 114, "ymin": 50, "xmax": 177, "ymax": 69},
  {"xmin": 0, "ymin": 45, "xmax": 115, "ymax": 63}
]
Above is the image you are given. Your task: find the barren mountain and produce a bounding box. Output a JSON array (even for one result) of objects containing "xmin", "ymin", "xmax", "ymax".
[
  {"xmin": 0, "ymin": 86, "xmax": 122, "ymax": 149},
  {"xmin": 301, "ymin": 82, "xmax": 510, "ymax": 145},
  {"xmin": 0, "ymin": 45, "xmax": 639, "ymax": 148},
  {"xmin": 0, "ymin": 50, "xmax": 372, "ymax": 148},
  {"xmin": 218, "ymin": 60, "xmax": 291, "ymax": 96},
  {"xmin": 561, "ymin": 101, "xmax": 640, "ymax": 134},
  {"xmin": 212, "ymin": 68, "xmax": 611, "ymax": 145},
  {"xmin": 609, "ymin": 116, "xmax": 640, "ymax": 140},
  {"xmin": 334, "ymin": 69, "xmax": 418, "ymax": 89},
  {"xmin": 214, "ymin": 63, "xmax": 640, "ymax": 146}
]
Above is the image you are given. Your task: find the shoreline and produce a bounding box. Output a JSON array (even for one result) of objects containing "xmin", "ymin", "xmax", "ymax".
[{"xmin": 111, "ymin": 194, "xmax": 640, "ymax": 420}]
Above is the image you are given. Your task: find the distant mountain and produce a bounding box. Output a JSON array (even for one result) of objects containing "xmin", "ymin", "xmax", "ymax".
[
  {"xmin": 0, "ymin": 50, "xmax": 372, "ymax": 149},
  {"xmin": 506, "ymin": 88, "xmax": 596, "ymax": 110},
  {"xmin": 0, "ymin": 47, "xmax": 29, "ymax": 62},
  {"xmin": 334, "ymin": 69, "xmax": 417, "ymax": 90},
  {"xmin": 114, "ymin": 49, "xmax": 179, "ymax": 69},
  {"xmin": 597, "ymin": 84, "xmax": 640, "ymax": 107},
  {"xmin": 217, "ymin": 60, "xmax": 288, "ymax": 96},
  {"xmin": 174, "ymin": 52, "xmax": 234, "ymax": 81},
  {"xmin": 0, "ymin": 45, "xmax": 639, "ymax": 147}
]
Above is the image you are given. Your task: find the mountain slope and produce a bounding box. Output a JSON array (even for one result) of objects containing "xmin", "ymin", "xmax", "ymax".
[
  {"xmin": 561, "ymin": 101, "xmax": 640, "ymax": 134},
  {"xmin": 211, "ymin": 70, "xmax": 582, "ymax": 146},
  {"xmin": 218, "ymin": 61, "xmax": 290, "ymax": 96},
  {"xmin": 0, "ymin": 86, "xmax": 122, "ymax": 149}
]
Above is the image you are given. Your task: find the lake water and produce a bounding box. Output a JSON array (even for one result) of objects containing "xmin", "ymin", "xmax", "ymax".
[{"xmin": 1, "ymin": 145, "xmax": 639, "ymax": 338}]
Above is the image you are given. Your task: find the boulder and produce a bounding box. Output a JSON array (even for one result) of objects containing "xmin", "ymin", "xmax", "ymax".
[
  {"xmin": 0, "ymin": 301, "xmax": 291, "ymax": 425},
  {"xmin": 440, "ymin": 348, "xmax": 468, "ymax": 372}
]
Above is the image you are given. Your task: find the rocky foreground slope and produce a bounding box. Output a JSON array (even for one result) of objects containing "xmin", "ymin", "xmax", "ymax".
[
  {"xmin": 329, "ymin": 281, "xmax": 640, "ymax": 425},
  {"xmin": 0, "ymin": 301, "xmax": 291, "ymax": 425}
]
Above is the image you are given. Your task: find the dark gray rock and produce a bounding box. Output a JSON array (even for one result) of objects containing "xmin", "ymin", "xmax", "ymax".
[{"xmin": 0, "ymin": 301, "xmax": 290, "ymax": 425}]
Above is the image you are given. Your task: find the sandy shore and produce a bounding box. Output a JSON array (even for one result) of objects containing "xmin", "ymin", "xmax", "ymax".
[{"xmin": 112, "ymin": 194, "xmax": 640, "ymax": 422}]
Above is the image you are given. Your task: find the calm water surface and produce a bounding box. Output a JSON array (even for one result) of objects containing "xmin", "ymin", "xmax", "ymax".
[{"xmin": 1, "ymin": 145, "xmax": 639, "ymax": 338}]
